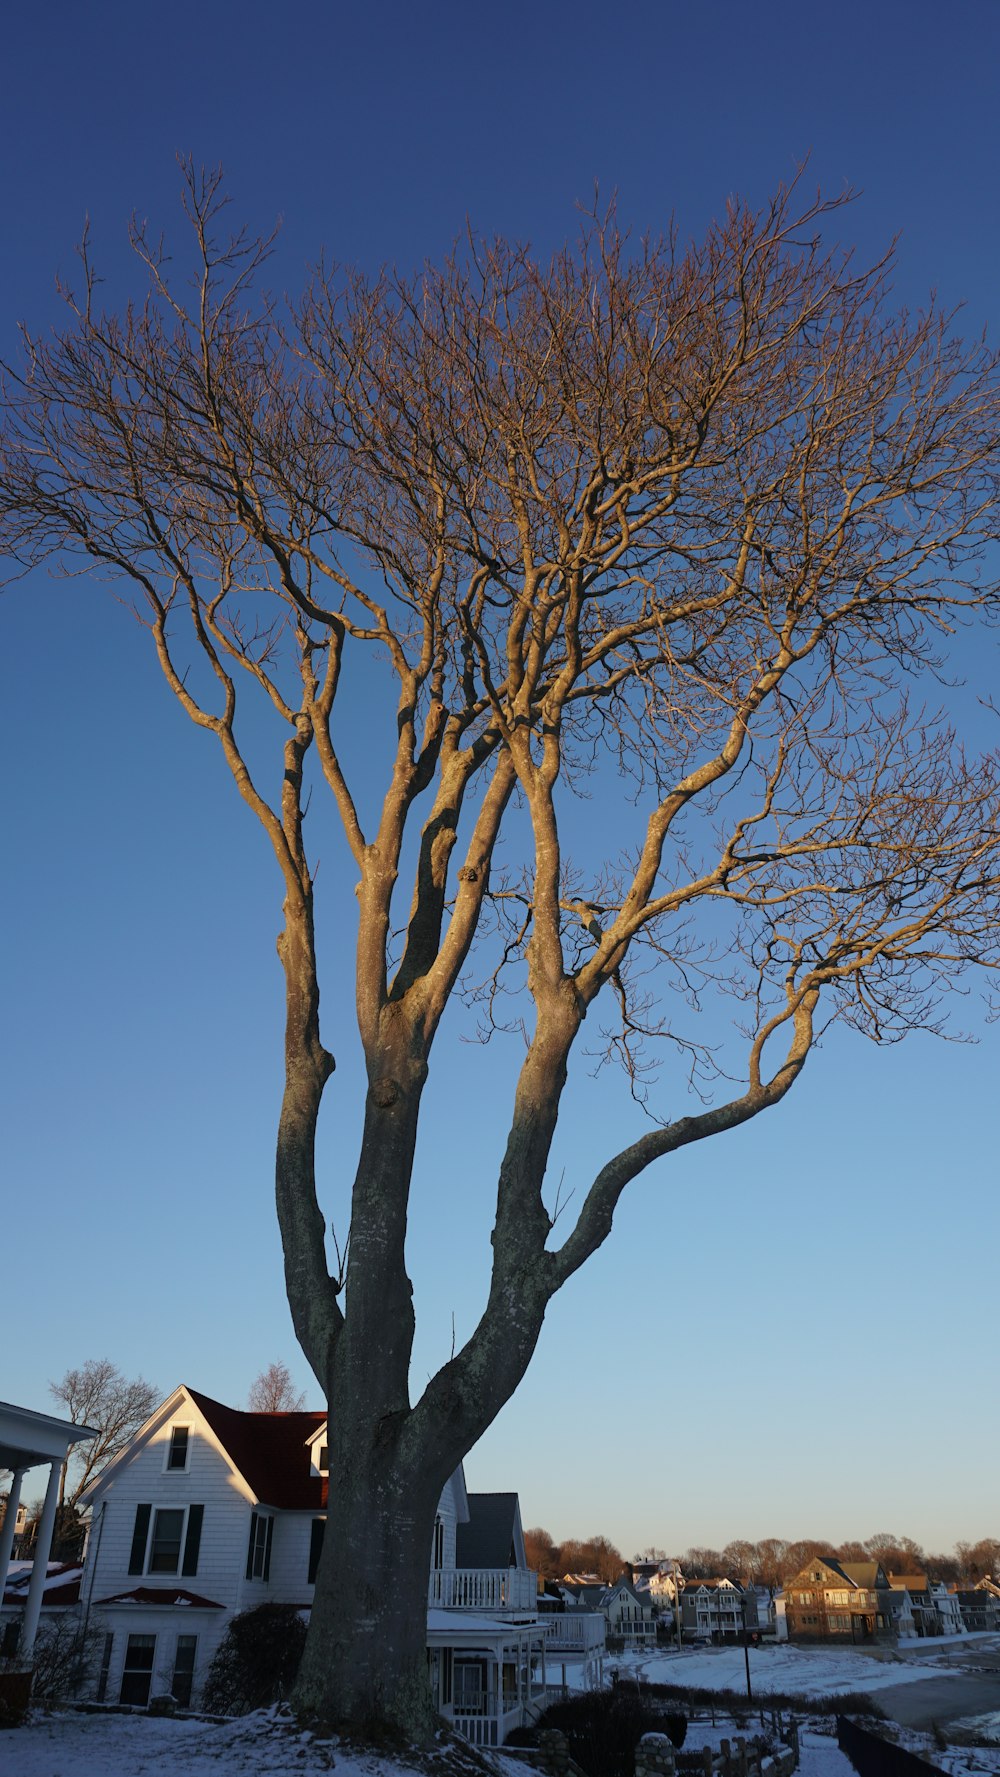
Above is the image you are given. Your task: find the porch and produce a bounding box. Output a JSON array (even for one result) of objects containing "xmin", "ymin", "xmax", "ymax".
[
  {"xmin": 427, "ymin": 1609, "xmax": 549, "ymax": 1748},
  {"xmin": 544, "ymin": 1611, "xmax": 607, "ymax": 1654},
  {"xmin": 429, "ymin": 1567, "xmax": 538, "ymax": 1612}
]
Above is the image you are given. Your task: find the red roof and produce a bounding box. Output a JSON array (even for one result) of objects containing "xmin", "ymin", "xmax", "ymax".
[
  {"xmin": 3, "ymin": 1562, "xmax": 82, "ymax": 1608},
  {"xmin": 94, "ymin": 1587, "xmax": 224, "ymax": 1609},
  {"xmin": 186, "ymin": 1388, "xmax": 328, "ymax": 1510}
]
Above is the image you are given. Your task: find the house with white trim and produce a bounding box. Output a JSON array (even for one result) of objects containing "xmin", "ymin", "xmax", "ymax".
[{"xmin": 71, "ymin": 1384, "xmax": 553, "ymax": 1743}]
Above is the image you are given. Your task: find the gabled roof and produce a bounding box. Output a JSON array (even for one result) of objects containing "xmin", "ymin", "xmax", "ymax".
[
  {"xmin": 838, "ymin": 1561, "xmax": 887, "ymax": 1589},
  {"xmin": 605, "ymin": 1576, "xmax": 642, "ymax": 1603},
  {"xmin": 455, "ymin": 1493, "xmax": 523, "ymax": 1569},
  {"xmin": 186, "ymin": 1388, "xmax": 327, "ymax": 1510},
  {"xmin": 80, "ymin": 1384, "xmax": 328, "ymax": 1512}
]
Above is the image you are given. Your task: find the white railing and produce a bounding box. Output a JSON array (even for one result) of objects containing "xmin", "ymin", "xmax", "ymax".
[
  {"xmin": 544, "ymin": 1612, "xmax": 607, "ymax": 1652},
  {"xmin": 453, "ymin": 1693, "xmax": 523, "ymax": 1747},
  {"xmin": 429, "ymin": 1567, "xmax": 538, "ymax": 1612}
]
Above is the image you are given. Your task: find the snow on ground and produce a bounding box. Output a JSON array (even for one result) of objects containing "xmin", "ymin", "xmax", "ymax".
[
  {"xmin": 0, "ymin": 1711, "xmax": 861, "ymax": 1777},
  {"xmin": 6, "ymin": 1641, "xmax": 1000, "ymax": 1777},
  {"xmin": 595, "ymin": 1641, "xmax": 967, "ymax": 1697}
]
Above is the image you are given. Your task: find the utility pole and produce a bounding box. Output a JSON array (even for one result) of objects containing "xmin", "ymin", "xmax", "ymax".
[{"xmin": 742, "ymin": 1599, "xmax": 753, "ymax": 1701}]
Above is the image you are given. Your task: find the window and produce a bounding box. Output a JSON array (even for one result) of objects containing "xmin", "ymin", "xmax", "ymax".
[
  {"xmin": 308, "ymin": 1517, "xmax": 325, "ymax": 1585},
  {"xmin": 246, "ymin": 1511, "xmax": 273, "ymax": 1581},
  {"xmin": 127, "ymin": 1502, "xmax": 203, "ymax": 1576},
  {"xmin": 149, "ymin": 1509, "xmax": 185, "ymax": 1573},
  {"xmin": 120, "ymin": 1634, "xmax": 156, "ymax": 1707},
  {"xmin": 318, "ymin": 1445, "xmax": 329, "ymax": 1472},
  {"xmin": 167, "ymin": 1426, "xmax": 190, "ymax": 1471},
  {"xmin": 172, "ymin": 1635, "xmax": 198, "ymax": 1708}
]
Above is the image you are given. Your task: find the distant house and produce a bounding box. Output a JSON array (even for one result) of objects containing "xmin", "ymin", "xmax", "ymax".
[
  {"xmin": 888, "ymin": 1574, "xmax": 965, "ymax": 1638},
  {"xmin": 783, "ymin": 1558, "xmax": 895, "ymax": 1641},
  {"xmin": 678, "ymin": 1578, "xmax": 748, "ymax": 1643},
  {"xmin": 950, "ymin": 1585, "xmax": 1000, "ymax": 1632},
  {"xmin": 600, "ymin": 1576, "xmax": 656, "ymax": 1646}
]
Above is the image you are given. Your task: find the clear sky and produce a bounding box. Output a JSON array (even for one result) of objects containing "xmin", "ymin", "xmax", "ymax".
[{"xmin": 2, "ymin": 0, "xmax": 998, "ymax": 1560}]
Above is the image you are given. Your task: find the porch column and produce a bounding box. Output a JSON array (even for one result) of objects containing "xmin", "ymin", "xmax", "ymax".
[
  {"xmin": 0, "ymin": 1466, "xmax": 27, "ymax": 1599},
  {"xmin": 21, "ymin": 1459, "xmax": 60, "ymax": 1658}
]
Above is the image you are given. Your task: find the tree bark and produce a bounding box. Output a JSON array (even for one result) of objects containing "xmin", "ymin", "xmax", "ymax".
[{"xmin": 294, "ymin": 1422, "xmax": 442, "ymax": 1738}]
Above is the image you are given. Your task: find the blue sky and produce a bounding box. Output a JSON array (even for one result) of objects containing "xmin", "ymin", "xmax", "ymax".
[{"xmin": 2, "ymin": 0, "xmax": 998, "ymax": 1557}]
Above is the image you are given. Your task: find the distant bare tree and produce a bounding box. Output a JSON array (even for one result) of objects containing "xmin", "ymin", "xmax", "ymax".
[
  {"xmin": 722, "ymin": 1539, "xmax": 757, "ymax": 1584},
  {"xmin": 524, "ymin": 1526, "xmax": 561, "ymax": 1580},
  {"xmin": 754, "ymin": 1538, "xmax": 789, "ymax": 1595},
  {"xmin": 4, "ymin": 165, "xmax": 1000, "ymax": 1735},
  {"xmin": 557, "ymin": 1534, "xmax": 624, "ymax": 1582},
  {"xmin": 955, "ymin": 1538, "xmax": 1000, "ymax": 1583},
  {"xmin": 782, "ymin": 1539, "xmax": 838, "ymax": 1580},
  {"xmin": 683, "ymin": 1547, "xmax": 724, "ymax": 1579},
  {"xmin": 49, "ymin": 1360, "xmax": 158, "ymax": 1509},
  {"xmin": 248, "ymin": 1362, "xmax": 307, "ymax": 1413}
]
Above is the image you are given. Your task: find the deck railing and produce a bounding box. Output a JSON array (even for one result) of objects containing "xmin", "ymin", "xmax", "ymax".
[
  {"xmin": 452, "ymin": 1692, "xmax": 523, "ymax": 1747},
  {"xmin": 543, "ymin": 1612, "xmax": 607, "ymax": 1652},
  {"xmin": 429, "ymin": 1567, "xmax": 538, "ymax": 1612}
]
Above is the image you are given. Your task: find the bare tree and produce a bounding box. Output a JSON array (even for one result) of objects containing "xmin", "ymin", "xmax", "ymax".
[
  {"xmin": 722, "ymin": 1539, "xmax": 758, "ymax": 1585},
  {"xmin": 523, "ymin": 1526, "xmax": 560, "ymax": 1580},
  {"xmin": 3, "ymin": 165, "xmax": 1000, "ymax": 1735},
  {"xmin": 248, "ymin": 1362, "xmax": 307, "ymax": 1413},
  {"xmin": 49, "ymin": 1360, "xmax": 158, "ymax": 1509}
]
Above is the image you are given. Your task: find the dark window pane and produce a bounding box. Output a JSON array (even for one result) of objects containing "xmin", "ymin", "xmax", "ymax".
[
  {"xmin": 149, "ymin": 1508, "xmax": 184, "ymax": 1573},
  {"xmin": 120, "ymin": 1634, "xmax": 155, "ymax": 1707},
  {"xmin": 308, "ymin": 1517, "xmax": 325, "ymax": 1585},
  {"xmin": 167, "ymin": 1427, "xmax": 189, "ymax": 1469}
]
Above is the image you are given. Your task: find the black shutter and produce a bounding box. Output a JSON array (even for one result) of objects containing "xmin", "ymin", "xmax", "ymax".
[
  {"xmin": 181, "ymin": 1504, "xmax": 204, "ymax": 1576},
  {"xmin": 246, "ymin": 1512, "xmax": 258, "ymax": 1581},
  {"xmin": 128, "ymin": 1504, "xmax": 152, "ymax": 1575},
  {"xmin": 308, "ymin": 1518, "xmax": 325, "ymax": 1585},
  {"xmin": 262, "ymin": 1514, "xmax": 274, "ymax": 1581}
]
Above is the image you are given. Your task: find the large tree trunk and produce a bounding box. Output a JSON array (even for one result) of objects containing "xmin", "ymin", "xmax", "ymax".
[
  {"xmin": 293, "ymin": 1423, "xmax": 443, "ymax": 1738},
  {"xmin": 290, "ymin": 1024, "xmax": 447, "ymax": 1738}
]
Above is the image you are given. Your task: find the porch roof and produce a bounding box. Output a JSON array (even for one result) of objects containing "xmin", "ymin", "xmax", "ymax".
[{"xmin": 426, "ymin": 1609, "xmax": 543, "ymax": 1649}]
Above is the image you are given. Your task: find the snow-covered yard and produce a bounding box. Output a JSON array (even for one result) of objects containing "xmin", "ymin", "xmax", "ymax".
[
  {"xmin": 593, "ymin": 1639, "xmax": 968, "ymax": 1698},
  {"xmin": 7, "ymin": 1640, "xmax": 1000, "ymax": 1777},
  {"xmin": 0, "ymin": 1710, "xmax": 859, "ymax": 1777}
]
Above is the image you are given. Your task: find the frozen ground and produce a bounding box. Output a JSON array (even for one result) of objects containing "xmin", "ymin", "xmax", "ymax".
[
  {"xmin": 0, "ymin": 1710, "xmax": 861, "ymax": 1777},
  {"xmin": 592, "ymin": 1639, "xmax": 970, "ymax": 1697},
  {"xmin": 7, "ymin": 1640, "xmax": 1000, "ymax": 1777}
]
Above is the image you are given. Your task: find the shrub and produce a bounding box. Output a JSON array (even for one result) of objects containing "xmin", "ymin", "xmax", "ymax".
[
  {"xmin": 531, "ymin": 1690, "xmax": 688, "ymax": 1777},
  {"xmin": 202, "ymin": 1603, "xmax": 306, "ymax": 1714}
]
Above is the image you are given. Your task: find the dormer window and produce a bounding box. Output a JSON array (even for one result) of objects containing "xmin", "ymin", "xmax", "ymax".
[
  {"xmin": 306, "ymin": 1426, "xmax": 330, "ymax": 1477},
  {"xmin": 166, "ymin": 1426, "xmax": 190, "ymax": 1471}
]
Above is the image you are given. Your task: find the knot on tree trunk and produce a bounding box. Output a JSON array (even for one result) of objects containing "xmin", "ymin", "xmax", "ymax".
[{"xmin": 371, "ymin": 1076, "xmax": 401, "ymax": 1109}]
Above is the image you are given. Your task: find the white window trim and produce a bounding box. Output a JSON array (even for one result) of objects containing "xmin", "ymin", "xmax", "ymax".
[
  {"xmin": 163, "ymin": 1425, "xmax": 193, "ymax": 1475},
  {"xmin": 143, "ymin": 1503, "xmax": 194, "ymax": 1576}
]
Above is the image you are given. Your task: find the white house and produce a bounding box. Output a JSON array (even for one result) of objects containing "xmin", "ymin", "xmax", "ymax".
[
  {"xmin": 600, "ymin": 1577, "xmax": 656, "ymax": 1646},
  {"xmin": 73, "ymin": 1384, "xmax": 552, "ymax": 1743}
]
